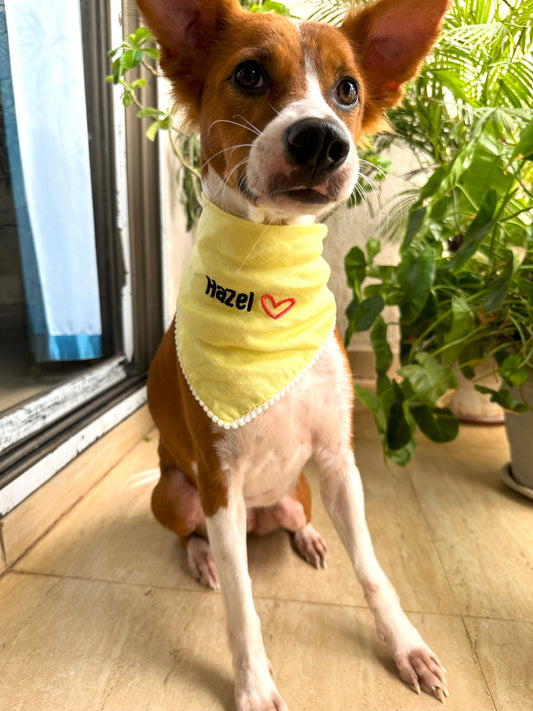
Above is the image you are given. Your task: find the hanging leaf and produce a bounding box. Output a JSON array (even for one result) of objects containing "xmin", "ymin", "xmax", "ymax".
[
  {"xmin": 483, "ymin": 250, "xmax": 516, "ymax": 313},
  {"xmin": 397, "ymin": 249, "xmax": 435, "ymax": 324},
  {"xmin": 474, "ymin": 385, "xmax": 528, "ymax": 413},
  {"xmin": 443, "ymin": 295, "xmax": 476, "ymax": 364},
  {"xmin": 450, "ymin": 189, "xmax": 498, "ymax": 273},
  {"xmin": 370, "ymin": 315, "xmax": 392, "ymax": 376},
  {"xmin": 413, "ymin": 405, "xmax": 459, "ymax": 443},
  {"xmin": 352, "ymin": 295, "xmax": 384, "ymax": 332},
  {"xmin": 399, "ymin": 352, "xmax": 457, "ymax": 406},
  {"xmin": 344, "ymin": 246, "xmax": 366, "ymax": 291}
]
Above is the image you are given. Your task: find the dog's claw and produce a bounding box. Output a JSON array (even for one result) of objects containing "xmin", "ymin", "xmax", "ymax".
[
  {"xmin": 293, "ymin": 523, "xmax": 328, "ymax": 569},
  {"xmin": 434, "ymin": 686, "xmax": 447, "ymax": 703},
  {"xmin": 187, "ymin": 535, "xmax": 220, "ymax": 590}
]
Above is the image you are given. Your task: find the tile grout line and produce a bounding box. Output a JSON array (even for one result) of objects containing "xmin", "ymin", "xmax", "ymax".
[
  {"xmin": 460, "ymin": 615, "xmax": 498, "ymax": 711},
  {"xmin": 11, "ymin": 566, "xmax": 533, "ymax": 627},
  {"xmin": 11, "ymin": 566, "xmax": 532, "ymax": 625}
]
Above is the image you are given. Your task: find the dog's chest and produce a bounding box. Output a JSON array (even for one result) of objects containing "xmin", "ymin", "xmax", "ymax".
[{"xmin": 214, "ymin": 332, "xmax": 353, "ymax": 507}]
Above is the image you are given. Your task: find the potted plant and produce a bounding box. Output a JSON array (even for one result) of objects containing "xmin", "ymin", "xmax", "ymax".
[
  {"xmin": 342, "ymin": 0, "xmax": 533, "ymax": 497},
  {"xmin": 345, "ymin": 114, "xmax": 533, "ymax": 481}
]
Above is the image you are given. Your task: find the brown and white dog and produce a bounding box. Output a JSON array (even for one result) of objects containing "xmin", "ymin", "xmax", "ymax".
[{"xmin": 138, "ymin": 0, "xmax": 449, "ymax": 708}]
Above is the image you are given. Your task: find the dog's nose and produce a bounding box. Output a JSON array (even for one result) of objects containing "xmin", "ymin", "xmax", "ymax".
[{"xmin": 285, "ymin": 118, "xmax": 350, "ymax": 175}]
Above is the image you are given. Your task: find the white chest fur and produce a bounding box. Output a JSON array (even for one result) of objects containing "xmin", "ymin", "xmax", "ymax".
[{"xmin": 214, "ymin": 331, "xmax": 353, "ymax": 508}]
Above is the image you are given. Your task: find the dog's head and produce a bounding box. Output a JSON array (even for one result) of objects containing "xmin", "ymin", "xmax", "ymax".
[{"xmin": 137, "ymin": 0, "xmax": 448, "ymax": 222}]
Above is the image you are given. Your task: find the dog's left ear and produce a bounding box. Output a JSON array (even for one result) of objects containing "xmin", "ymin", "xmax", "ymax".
[{"xmin": 342, "ymin": 0, "xmax": 450, "ymax": 132}]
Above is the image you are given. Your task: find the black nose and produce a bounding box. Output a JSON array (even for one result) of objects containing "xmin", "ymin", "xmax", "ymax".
[{"xmin": 285, "ymin": 118, "xmax": 350, "ymax": 175}]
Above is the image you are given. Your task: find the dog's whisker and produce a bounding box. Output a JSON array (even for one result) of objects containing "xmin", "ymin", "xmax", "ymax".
[
  {"xmin": 232, "ymin": 114, "xmax": 262, "ymax": 136},
  {"xmin": 222, "ymin": 156, "xmax": 250, "ymax": 189},
  {"xmin": 201, "ymin": 143, "xmax": 253, "ymax": 172},
  {"xmin": 208, "ymin": 118, "xmax": 261, "ymax": 136}
]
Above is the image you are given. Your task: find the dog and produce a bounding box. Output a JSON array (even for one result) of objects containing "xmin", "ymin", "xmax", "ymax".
[{"xmin": 137, "ymin": 0, "xmax": 449, "ymax": 708}]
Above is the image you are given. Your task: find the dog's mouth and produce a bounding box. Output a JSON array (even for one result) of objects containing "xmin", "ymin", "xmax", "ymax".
[
  {"xmin": 238, "ymin": 174, "xmax": 336, "ymax": 207},
  {"xmin": 274, "ymin": 188, "xmax": 332, "ymax": 205}
]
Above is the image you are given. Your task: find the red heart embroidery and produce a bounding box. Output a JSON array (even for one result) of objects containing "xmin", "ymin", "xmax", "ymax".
[{"xmin": 261, "ymin": 294, "xmax": 296, "ymax": 320}]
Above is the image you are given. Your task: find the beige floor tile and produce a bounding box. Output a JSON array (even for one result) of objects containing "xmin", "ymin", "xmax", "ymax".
[
  {"xmin": 251, "ymin": 446, "xmax": 457, "ymax": 615},
  {"xmin": 409, "ymin": 440, "xmax": 533, "ymax": 621},
  {"xmin": 464, "ymin": 616, "xmax": 533, "ymax": 711},
  {"xmin": 259, "ymin": 601, "xmax": 493, "ymax": 711},
  {"xmin": 0, "ymin": 572, "xmax": 233, "ymax": 711},
  {"xmin": 2, "ymin": 405, "xmax": 154, "ymax": 567},
  {"xmin": 16, "ymin": 434, "xmax": 455, "ymax": 616},
  {"xmin": 14, "ymin": 431, "xmax": 198, "ymax": 592},
  {"xmin": 0, "ymin": 571, "xmax": 490, "ymax": 711}
]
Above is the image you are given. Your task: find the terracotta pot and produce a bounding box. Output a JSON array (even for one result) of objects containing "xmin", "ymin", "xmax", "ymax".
[{"xmin": 502, "ymin": 368, "xmax": 533, "ymax": 500}]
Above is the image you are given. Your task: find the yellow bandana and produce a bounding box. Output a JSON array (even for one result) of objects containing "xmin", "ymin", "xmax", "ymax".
[{"xmin": 176, "ymin": 202, "xmax": 336, "ymax": 429}]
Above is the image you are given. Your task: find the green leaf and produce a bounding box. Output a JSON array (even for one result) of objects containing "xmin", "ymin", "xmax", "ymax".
[
  {"xmin": 474, "ymin": 385, "xmax": 528, "ymax": 413},
  {"xmin": 251, "ymin": 0, "xmax": 292, "ymax": 15},
  {"xmin": 399, "ymin": 352, "xmax": 457, "ymax": 406},
  {"xmin": 484, "ymin": 248, "xmax": 520, "ymax": 313},
  {"xmin": 345, "ymin": 247, "xmax": 366, "ymax": 290},
  {"xmin": 443, "ymin": 295, "xmax": 475, "ymax": 364},
  {"xmin": 344, "ymin": 298, "xmax": 358, "ymax": 347},
  {"xmin": 386, "ymin": 382, "xmax": 412, "ymax": 450},
  {"xmin": 397, "ymin": 248, "xmax": 435, "ymax": 324},
  {"xmin": 512, "ymin": 118, "xmax": 533, "ymax": 162},
  {"xmin": 402, "ymin": 206, "xmax": 427, "ymax": 250},
  {"xmin": 365, "ymin": 237, "xmax": 381, "ymax": 264},
  {"xmin": 352, "ymin": 295, "xmax": 384, "ymax": 332},
  {"xmin": 120, "ymin": 48, "xmax": 145, "ymax": 70},
  {"xmin": 137, "ymin": 107, "xmax": 165, "ymax": 118},
  {"xmin": 145, "ymin": 117, "xmax": 170, "ymax": 141},
  {"xmin": 461, "ymin": 134, "xmax": 512, "ymax": 209},
  {"xmin": 353, "ymin": 384, "xmax": 381, "ymax": 413},
  {"xmin": 387, "ymin": 440, "xmax": 416, "ymax": 466},
  {"xmin": 497, "ymin": 355, "xmax": 529, "ymax": 387},
  {"xmin": 414, "ymin": 405, "xmax": 459, "ymax": 442},
  {"xmin": 370, "ymin": 316, "xmax": 392, "ymax": 376},
  {"xmin": 143, "ymin": 47, "xmax": 159, "ymax": 61},
  {"xmin": 450, "ymin": 189, "xmax": 498, "ymax": 273},
  {"xmin": 133, "ymin": 26, "xmax": 153, "ymax": 43}
]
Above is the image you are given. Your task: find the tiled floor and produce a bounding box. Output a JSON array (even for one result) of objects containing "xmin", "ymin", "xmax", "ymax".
[{"xmin": 1, "ymin": 405, "xmax": 532, "ymax": 710}]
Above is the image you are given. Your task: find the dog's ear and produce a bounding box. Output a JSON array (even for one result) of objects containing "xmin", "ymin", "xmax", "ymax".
[
  {"xmin": 137, "ymin": 0, "xmax": 242, "ymax": 124},
  {"xmin": 342, "ymin": 0, "xmax": 449, "ymax": 133}
]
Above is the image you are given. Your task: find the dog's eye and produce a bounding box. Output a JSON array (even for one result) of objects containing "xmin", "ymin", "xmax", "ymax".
[
  {"xmin": 335, "ymin": 77, "xmax": 359, "ymax": 107},
  {"xmin": 233, "ymin": 61, "xmax": 266, "ymax": 91}
]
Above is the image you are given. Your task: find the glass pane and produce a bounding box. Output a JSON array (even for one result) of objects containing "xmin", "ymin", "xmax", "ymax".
[{"xmin": 0, "ymin": 0, "xmax": 124, "ymax": 429}]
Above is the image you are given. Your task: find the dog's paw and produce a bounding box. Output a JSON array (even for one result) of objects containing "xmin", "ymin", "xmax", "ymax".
[
  {"xmin": 394, "ymin": 645, "xmax": 448, "ymax": 702},
  {"xmin": 186, "ymin": 535, "xmax": 220, "ymax": 590},
  {"xmin": 293, "ymin": 523, "xmax": 328, "ymax": 569},
  {"xmin": 235, "ymin": 680, "xmax": 288, "ymax": 711}
]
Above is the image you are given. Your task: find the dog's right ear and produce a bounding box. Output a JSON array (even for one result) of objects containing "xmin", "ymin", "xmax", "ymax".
[{"xmin": 137, "ymin": 0, "xmax": 242, "ymax": 124}]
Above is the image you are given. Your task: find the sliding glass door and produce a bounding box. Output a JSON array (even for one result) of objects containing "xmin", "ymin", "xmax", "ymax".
[{"xmin": 0, "ymin": 0, "xmax": 162, "ymax": 497}]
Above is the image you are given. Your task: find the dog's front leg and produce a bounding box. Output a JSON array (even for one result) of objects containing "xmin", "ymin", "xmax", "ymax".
[
  {"xmin": 205, "ymin": 475, "xmax": 288, "ymax": 711},
  {"xmin": 315, "ymin": 446, "xmax": 449, "ymax": 701}
]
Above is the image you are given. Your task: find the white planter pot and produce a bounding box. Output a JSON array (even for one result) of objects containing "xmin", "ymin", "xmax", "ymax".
[
  {"xmin": 502, "ymin": 368, "xmax": 533, "ymax": 499},
  {"xmin": 447, "ymin": 360, "xmax": 504, "ymax": 423}
]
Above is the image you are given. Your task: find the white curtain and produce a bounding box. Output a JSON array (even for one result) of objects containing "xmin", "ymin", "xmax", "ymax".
[{"xmin": 0, "ymin": 0, "xmax": 102, "ymax": 361}]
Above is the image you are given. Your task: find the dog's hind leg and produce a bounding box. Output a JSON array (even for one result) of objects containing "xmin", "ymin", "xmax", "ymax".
[
  {"xmin": 151, "ymin": 437, "xmax": 219, "ymax": 589},
  {"xmin": 250, "ymin": 472, "xmax": 329, "ymax": 568}
]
